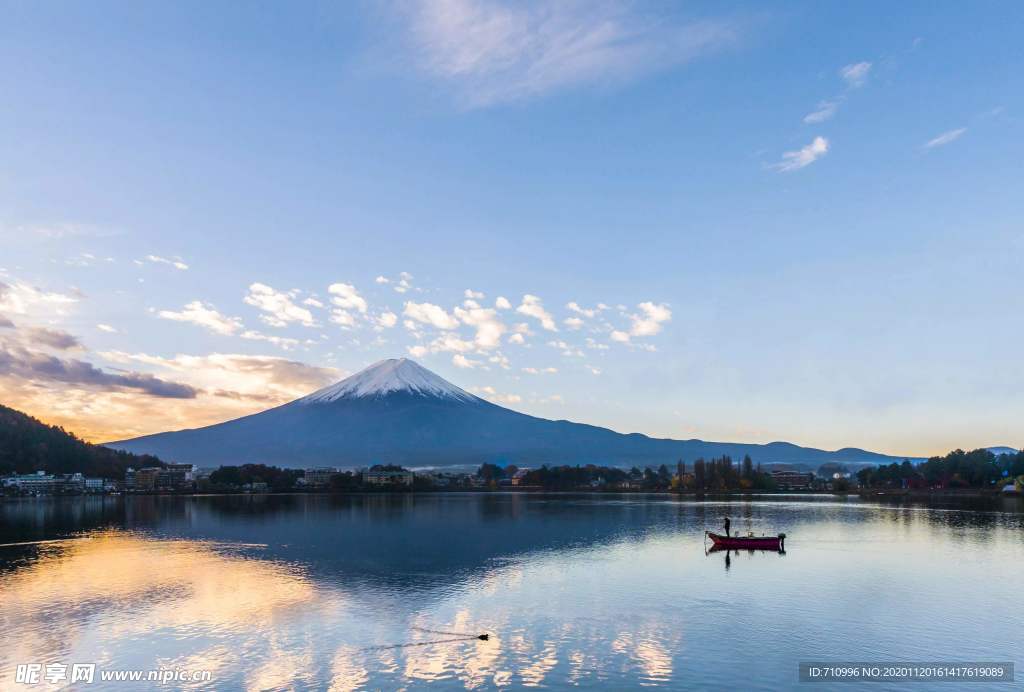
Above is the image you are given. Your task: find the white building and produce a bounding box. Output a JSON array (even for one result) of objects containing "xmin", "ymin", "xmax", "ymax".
[
  {"xmin": 304, "ymin": 468, "xmax": 338, "ymax": 487},
  {"xmin": 362, "ymin": 468, "xmax": 414, "ymax": 486}
]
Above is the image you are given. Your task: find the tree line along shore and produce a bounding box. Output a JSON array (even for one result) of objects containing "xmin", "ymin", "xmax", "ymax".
[{"xmin": 2, "ymin": 403, "xmax": 1022, "ymax": 497}]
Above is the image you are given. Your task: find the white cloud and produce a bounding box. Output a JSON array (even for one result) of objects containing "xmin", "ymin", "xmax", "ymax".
[
  {"xmin": 402, "ymin": 0, "xmax": 737, "ymax": 107},
  {"xmin": 330, "ymin": 310, "xmax": 357, "ymax": 328},
  {"xmin": 564, "ymin": 316, "xmax": 584, "ymax": 330},
  {"xmin": 522, "ymin": 366, "xmax": 557, "ymax": 375},
  {"xmin": 586, "ymin": 365, "xmax": 602, "ymax": 375},
  {"xmin": 64, "ymin": 253, "xmax": 97, "ymax": 268},
  {"xmin": 244, "ymin": 283, "xmax": 317, "ymax": 328},
  {"xmin": 157, "ymin": 301, "xmax": 242, "ymax": 336},
  {"xmin": 495, "ymin": 296, "xmax": 512, "ymax": 310},
  {"xmin": 375, "ymin": 275, "xmax": 390, "ymax": 285},
  {"xmin": 630, "ymin": 301, "xmax": 671, "ymax": 336},
  {"xmin": 611, "ymin": 330, "xmax": 631, "ymax": 343},
  {"xmin": 452, "ymin": 353, "xmax": 481, "ymax": 368},
  {"xmin": 376, "ymin": 311, "xmax": 398, "ymax": 329},
  {"xmin": 394, "ymin": 272, "xmax": 413, "ymax": 293},
  {"xmin": 96, "ymin": 324, "xmax": 117, "ymax": 333},
  {"xmin": 516, "ymin": 294, "xmax": 558, "ymax": 331},
  {"xmin": 470, "ymin": 385, "xmax": 522, "ymax": 404},
  {"xmin": 924, "ymin": 127, "xmax": 967, "ymax": 149},
  {"xmin": 407, "ymin": 344, "xmax": 429, "ymax": 358},
  {"xmin": 302, "ymin": 297, "xmax": 325, "ymax": 308},
  {"xmin": 773, "ymin": 136, "xmax": 829, "ymax": 172},
  {"xmin": 508, "ymin": 333, "xmax": 525, "ymax": 345},
  {"xmin": 566, "ymin": 301, "xmax": 602, "ymax": 318},
  {"xmin": 327, "ymin": 283, "xmax": 368, "ymax": 313},
  {"xmin": 0, "ymin": 280, "xmax": 79, "ymax": 316},
  {"xmin": 488, "ymin": 352, "xmax": 511, "ymax": 369},
  {"xmin": 803, "ymin": 99, "xmax": 840, "ymax": 124},
  {"xmin": 839, "ymin": 61, "xmax": 871, "ymax": 88},
  {"xmin": 240, "ymin": 330, "xmax": 300, "ymax": 350},
  {"xmin": 328, "ymin": 283, "xmax": 368, "ymax": 327},
  {"xmin": 547, "ymin": 340, "xmax": 583, "ymax": 357},
  {"xmin": 428, "ymin": 332, "xmax": 476, "ymax": 353},
  {"xmin": 143, "ymin": 255, "xmax": 189, "ymax": 270},
  {"xmin": 464, "ymin": 289, "xmax": 485, "ymax": 300},
  {"xmin": 454, "ymin": 304, "xmax": 507, "ymax": 349},
  {"xmin": 404, "ymin": 301, "xmax": 460, "ymax": 330},
  {"xmin": 586, "ymin": 337, "xmax": 609, "ymax": 350}
]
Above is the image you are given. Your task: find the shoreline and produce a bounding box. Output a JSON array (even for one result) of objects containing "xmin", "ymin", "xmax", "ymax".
[{"xmin": 4, "ymin": 487, "xmax": 1016, "ymax": 501}]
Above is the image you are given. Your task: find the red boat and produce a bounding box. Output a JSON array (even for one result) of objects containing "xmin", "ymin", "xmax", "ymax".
[{"xmin": 706, "ymin": 531, "xmax": 785, "ymax": 551}]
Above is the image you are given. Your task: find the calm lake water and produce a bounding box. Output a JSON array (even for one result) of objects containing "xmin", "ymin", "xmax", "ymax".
[{"xmin": 1, "ymin": 493, "xmax": 1022, "ymax": 690}]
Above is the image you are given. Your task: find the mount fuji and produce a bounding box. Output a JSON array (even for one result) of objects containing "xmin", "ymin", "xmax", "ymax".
[{"xmin": 107, "ymin": 358, "xmax": 907, "ymax": 468}]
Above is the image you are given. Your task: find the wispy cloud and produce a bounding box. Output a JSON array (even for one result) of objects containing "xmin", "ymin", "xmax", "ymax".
[
  {"xmin": 839, "ymin": 61, "xmax": 872, "ymax": 88},
  {"xmin": 803, "ymin": 99, "xmax": 840, "ymax": 124},
  {"xmin": 469, "ymin": 385, "xmax": 522, "ymax": 404},
  {"xmin": 377, "ymin": 272, "xmax": 414, "ymax": 293},
  {"xmin": 157, "ymin": 301, "xmax": 243, "ymax": 335},
  {"xmin": 240, "ymin": 330, "xmax": 300, "ymax": 350},
  {"xmin": 924, "ymin": 127, "xmax": 967, "ymax": 149},
  {"xmin": 0, "ymin": 280, "xmax": 79, "ymax": 316},
  {"xmin": 142, "ymin": 254, "xmax": 189, "ymax": 271},
  {"xmin": 401, "ymin": 0, "xmax": 738, "ymax": 107},
  {"xmin": 801, "ymin": 59, "xmax": 871, "ymax": 125},
  {"xmin": 452, "ymin": 353, "xmax": 481, "ymax": 368},
  {"xmin": 772, "ymin": 136, "xmax": 829, "ymax": 172}
]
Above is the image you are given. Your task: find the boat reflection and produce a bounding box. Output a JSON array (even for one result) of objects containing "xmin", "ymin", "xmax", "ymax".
[{"xmin": 706, "ymin": 544, "xmax": 786, "ymax": 572}]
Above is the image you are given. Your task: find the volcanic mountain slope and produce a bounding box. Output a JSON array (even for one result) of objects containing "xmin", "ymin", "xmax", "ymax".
[{"xmin": 107, "ymin": 358, "xmax": 907, "ymax": 468}]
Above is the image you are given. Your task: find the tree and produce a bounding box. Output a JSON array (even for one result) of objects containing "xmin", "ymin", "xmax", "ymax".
[
  {"xmin": 476, "ymin": 463, "xmax": 504, "ymax": 481},
  {"xmin": 742, "ymin": 455, "xmax": 754, "ymax": 481},
  {"xmin": 0, "ymin": 403, "xmax": 164, "ymax": 478},
  {"xmin": 694, "ymin": 458, "xmax": 706, "ymax": 491},
  {"xmin": 657, "ymin": 464, "xmax": 671, "ymax": 486}
]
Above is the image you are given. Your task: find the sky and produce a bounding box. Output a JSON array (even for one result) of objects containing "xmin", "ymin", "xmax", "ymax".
[{"xmin": 1, "ymin": 1, "xmax": 1022, "ymax": 456}]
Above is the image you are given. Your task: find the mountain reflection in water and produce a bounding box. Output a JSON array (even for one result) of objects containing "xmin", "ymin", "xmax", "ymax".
[{"xmin": 1, "ymin": 493, "xmax": 1022, "ymax": 690}]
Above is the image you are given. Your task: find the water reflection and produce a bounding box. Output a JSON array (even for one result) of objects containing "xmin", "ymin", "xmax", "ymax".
[
  {"xmin": 707, "ymin": 546, "xmax": 787, "ymax": 573},
  {"xmin": 0, "ymin": 493, "xmax": 1021, "ymax": 690}
]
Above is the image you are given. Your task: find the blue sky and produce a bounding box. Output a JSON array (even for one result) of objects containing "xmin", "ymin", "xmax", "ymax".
[{"xmin": 1, "ymin": 1, "xmax": 1021, "ymax": 455}]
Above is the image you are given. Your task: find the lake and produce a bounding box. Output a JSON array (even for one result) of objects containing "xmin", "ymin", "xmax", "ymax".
[{"xmin": 1, "ymin": 493, "xmax": 1022, "ymax": 690}]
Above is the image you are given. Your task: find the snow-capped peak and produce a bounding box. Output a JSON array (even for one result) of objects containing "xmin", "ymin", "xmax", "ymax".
[{"xmin": 298, "ymin": 358, "xmax": 479, "ymax": 404}]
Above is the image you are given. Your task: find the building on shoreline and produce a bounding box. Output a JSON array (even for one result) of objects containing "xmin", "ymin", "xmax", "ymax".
[
  {"xmin": 362, "ymin": 468, "xmax": 414, "ymax": 486},
  {"xmin": 303, "ymin": 468, "xmax": 339, "ymax": 488},
  {"xmin": 125, "ymin": 464, "xmax": 196, "ymax": 492},
  {"xmin": 1, "ymin": 471, "xmax": 108, "ymax": 495},
  {"xmin": 770, "ymin": 470, "xmax": 814, "ymax": 490}
]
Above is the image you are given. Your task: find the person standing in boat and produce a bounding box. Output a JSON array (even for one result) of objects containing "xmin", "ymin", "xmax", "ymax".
[{"xmin": 723, "ymin": 516, "xmax": 731, "ymax": 537}]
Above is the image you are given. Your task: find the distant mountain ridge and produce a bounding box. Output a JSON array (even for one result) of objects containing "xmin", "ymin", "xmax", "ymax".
[
  {"xmin": 986, "ymin": 446, "xmax": 1021, "ymax": 456},
  {"xmin": 107, "ymin": 358, "xmax": 916, "ymax": 469}
]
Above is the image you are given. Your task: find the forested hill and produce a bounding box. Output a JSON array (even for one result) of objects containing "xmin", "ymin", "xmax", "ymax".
[{"xmin": 0, "ymin": 404, "xmax": 162, "ymax": 478}]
